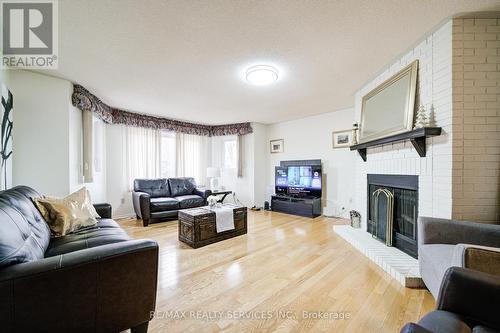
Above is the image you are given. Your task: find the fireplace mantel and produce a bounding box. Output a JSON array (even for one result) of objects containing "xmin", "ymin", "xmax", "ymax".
[{"xmin": 350, "ymin": 127, "xmax": 442, "ymax": 161}]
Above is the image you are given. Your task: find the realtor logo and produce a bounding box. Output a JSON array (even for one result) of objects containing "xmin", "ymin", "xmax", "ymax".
[{"xmin": 1, "ymin": 0, "xmax": 58, "ymax": 68}]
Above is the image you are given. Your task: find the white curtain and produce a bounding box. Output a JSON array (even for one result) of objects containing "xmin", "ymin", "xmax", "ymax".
[
  {"xmin": 176, "ymin": 133, "xmax": 209, "ymax": 187},
  {"xmin": 124, "ymin": 125, "xmax": 161, "ymax": 191}
]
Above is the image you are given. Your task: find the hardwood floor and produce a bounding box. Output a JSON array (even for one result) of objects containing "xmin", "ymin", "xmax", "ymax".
[{"xmin": 118, "ymin": 210, "xmax": 434, "ymax": 333}]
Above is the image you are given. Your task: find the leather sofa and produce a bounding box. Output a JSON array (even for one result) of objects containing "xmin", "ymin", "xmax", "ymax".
[
  {"xmin": 401, "ymin": 267, "xmax": 500, "ymax": 333},
  {"xmin": 418, "ymin": 216, "xmax": 500, "ymax": 298},
  {"xmin": 0, "ymin": 186, "xmax": 159, "ymax": 333},
  {"xmin": 133, "ymin": 177, "xmax": 211, "ymax": 226}
]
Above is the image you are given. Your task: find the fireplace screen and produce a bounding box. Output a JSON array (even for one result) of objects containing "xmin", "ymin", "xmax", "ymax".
[
  {"xmin": 367, "ymin": 175, "xmax": 418, "ymax": 258},
  {"xmin": 371, "ymin": 188, "xmax": 394, "ymax": 246}
]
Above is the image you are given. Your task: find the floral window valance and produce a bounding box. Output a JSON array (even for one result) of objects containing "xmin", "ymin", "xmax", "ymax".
[
  {"xmin": 72, "ymin": 84, "xmax": 113, "ymax": 123},
  {"xmin": 71, "ymin": 84, "xmax": 252, "ymax": 136}
]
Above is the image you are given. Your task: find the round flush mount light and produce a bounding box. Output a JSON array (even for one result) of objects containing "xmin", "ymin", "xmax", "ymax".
[{"xmin": 245, "ymin": 65, "xmax": 279, "ymax": 85}]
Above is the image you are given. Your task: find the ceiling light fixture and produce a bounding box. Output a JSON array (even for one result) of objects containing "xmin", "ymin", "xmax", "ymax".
[{"xmin": 245, "ymin": 65, "xmax": 279, "ymax": 86}]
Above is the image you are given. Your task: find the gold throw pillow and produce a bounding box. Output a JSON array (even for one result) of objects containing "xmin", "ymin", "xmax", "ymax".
[
  {"xmin": 65, "ymin": 187, "xmax": 101, "ymax": 219},
  {"xmin": 34, "ymin": 187, "xmax": 99, "ymax": 237}
]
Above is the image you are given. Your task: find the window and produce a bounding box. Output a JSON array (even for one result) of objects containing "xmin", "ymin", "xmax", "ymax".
[
  {"xmin": 123, "ymin": 128, "xmax": 209, "ymax": 188},
  {"xmin": 176, "ymin": 133, "xmax": 209, "ymax": 186},
  {"xmin": 224, "ymin": 139, "xmax": 237, "ymax": 169},
  {"xmin": 160, "ymin": 131, "xmax": 176, "ymax": 178},
  {"xmin": 124, "ymin": 126, "xmax": 161, "ymax": 191}
]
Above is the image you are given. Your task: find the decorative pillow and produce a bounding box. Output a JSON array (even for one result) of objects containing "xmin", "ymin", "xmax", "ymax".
[
  {"xmin": 65, "ymin": 187, "xmax": 101, "ymax": 219},
  {"xmin": 34, "ymin": 187, "xmax": 99, "ymax": 237}
]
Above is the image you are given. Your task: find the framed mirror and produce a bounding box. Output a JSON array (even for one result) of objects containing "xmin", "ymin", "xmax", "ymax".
[{"xmin": 359, "ymin": 60, "xmax": 418, "ymax": 143}]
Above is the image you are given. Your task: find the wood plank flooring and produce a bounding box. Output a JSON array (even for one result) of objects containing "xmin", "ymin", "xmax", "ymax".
[{"xmin": 118, "ymin": 210, "xmax": 434, "ymax": 333}]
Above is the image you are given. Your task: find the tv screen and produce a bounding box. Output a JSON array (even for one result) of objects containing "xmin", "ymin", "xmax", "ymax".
[
  {"xmin": 275, "ymin": 165, "xmax": 322, "ymax": 198},
  {"xmin": 275, "ymin": 167, "xmax": 288, "ymax": 195}
]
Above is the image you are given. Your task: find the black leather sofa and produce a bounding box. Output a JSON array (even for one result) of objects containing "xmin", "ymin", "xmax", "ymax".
[
  {"xmin": 401, "ymin": 267, "xmax": 500, "ymax": 333},
  {"xmin": 0, "ymin": 186, "xmax": 159, "ymax": 333},
  {"xmin": 133, "ymin": 177, "xmax": 211, "ymax": 226}
]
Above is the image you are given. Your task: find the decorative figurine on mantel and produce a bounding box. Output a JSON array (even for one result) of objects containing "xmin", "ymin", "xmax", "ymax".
[
  {"xmin": 352, "ymin": 123, "xmax": 359, "ymax": 144},
  {"xmin": 427, "ymin": 104, "xmax": 436, "ymax": 127},
  {"xmin": 414, "ymin": 104, "xmax": 428, "ymax": 129}
]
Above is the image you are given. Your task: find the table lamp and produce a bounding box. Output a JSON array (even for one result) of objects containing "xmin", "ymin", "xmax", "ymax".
[{"xmin": 206, "ymin": 167, "xmax": 221, "ymax": 190}]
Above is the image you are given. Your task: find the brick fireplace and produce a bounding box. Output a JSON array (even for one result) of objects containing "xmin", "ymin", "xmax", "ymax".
[
  {"xmin": 335, "ymin": 15, "xmax": 500, "ymax": 287},
  {"xmin": 353, "ymin": 20, "xmax": 453, "ymax": 227}
]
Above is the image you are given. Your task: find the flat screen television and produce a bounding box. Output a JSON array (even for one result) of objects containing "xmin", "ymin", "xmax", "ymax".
[{"xmin": 275, "ymin": 165, "xmax": 322, "ymax": 198}]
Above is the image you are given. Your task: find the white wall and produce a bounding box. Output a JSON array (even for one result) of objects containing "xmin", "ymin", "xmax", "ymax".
[
  {"xmin": 9, "ymin": 70, "xmax": 105, "ymax": 201},
  {"xmin": 353, "ymin": 20, "xmax": 454, "ymax": 229},
  {"xmin": 10, "ymin": 71, "xmax": 72, "ymax": 196},
  {"xmin": 266, "ymin": 108, "xmax": 356, "ymax": 217}
]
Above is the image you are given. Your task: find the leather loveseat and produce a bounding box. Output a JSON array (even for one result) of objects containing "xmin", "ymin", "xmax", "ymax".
[
  {"xmin": 0, "ymin": 186, "xmax": 159, "ymax": 333},
  {"xmin": 133, "ymin": 177, "xmax": 211, "ymax": 226}
]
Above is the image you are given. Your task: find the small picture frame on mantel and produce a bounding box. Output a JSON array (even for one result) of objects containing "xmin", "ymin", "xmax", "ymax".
[
  {"xmin": 270, "ymin": 139, "xmax": 284, "ymax": 153},
  {"xmin": 332, "ymin": 130, "xmax": 353, "ymax": 149}
]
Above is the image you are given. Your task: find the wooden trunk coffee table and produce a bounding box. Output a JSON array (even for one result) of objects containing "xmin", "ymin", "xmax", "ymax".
[{"xmin": 178, "ymin": 204, "xmax": 247, "ymax": 248}]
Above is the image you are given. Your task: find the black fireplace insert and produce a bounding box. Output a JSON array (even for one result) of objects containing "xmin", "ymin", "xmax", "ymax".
[{"xmin": 367, "ymin": 174, "xmax": 418, "ymax": 258}]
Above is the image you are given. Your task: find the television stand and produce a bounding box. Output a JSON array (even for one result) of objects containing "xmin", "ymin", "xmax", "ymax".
[{"xmin": 271, "ymin": 195, "xmax": 322, "ymax": 218}]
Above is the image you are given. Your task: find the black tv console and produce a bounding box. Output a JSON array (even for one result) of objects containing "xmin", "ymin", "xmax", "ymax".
[{"xmin": 271, "ymin": 195, "xmax": 322, "ymax": 218}]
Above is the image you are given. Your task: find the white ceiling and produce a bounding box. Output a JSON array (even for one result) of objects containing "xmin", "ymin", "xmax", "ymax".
[{"xmin": 47, "ymin": 0, "xmax": 500, "ymax": 124}]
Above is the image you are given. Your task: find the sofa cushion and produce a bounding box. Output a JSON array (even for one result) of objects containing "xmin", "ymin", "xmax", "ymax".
[
  {"xmin": 150, "ymin": 197, "xmax": 179, "ymax": 212},
  {"xmin": 452, "ymin": 244, "xmax": 500, "ymax": 276},
  {"xmin": 174, "ymin": 194, "xmax": 204, "ymax": 209},
  {"xmin": 0, "ymin": 186, "xmax": 51, "ymax": 268},
  {"xmin": 134, "ymin": 178, "xmax": 170, "ymax": 198},
  {"xmin": 419, "ymin": 244, "xmax": 455, "ymax": 298},
  {"xmin": 44, "ymin": 219, "xmax": 131, "ymax": 257},
  {"xmin": 94, "ymin": 218, "xmax": 121, "ymax": 228},
  {"xmin": 168, "ymin": 177, "xmax": 196, "ymax": 197}
]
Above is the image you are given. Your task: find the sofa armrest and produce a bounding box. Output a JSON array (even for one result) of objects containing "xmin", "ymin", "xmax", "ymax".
[
  {"xmin": 0, "ymin": 239, "xmax": 158, "ymax": 332},
  {"xmin": 132, "ymin": 191, "xmax": 150, "ymax": 219},
  {"xmin": 93, "ymin": 203, "xmax": 112, "ymax": 219},
  {"xmin": 194, "ymin": 188, "xmax": 211, "ymax": 199},
  {"xmin": 437, "ymin": 267, "xmax": 500, "ymax": 329},
  {"xmin": 418, "ymin": 216, "xmax": 500, "ymax": 247}
]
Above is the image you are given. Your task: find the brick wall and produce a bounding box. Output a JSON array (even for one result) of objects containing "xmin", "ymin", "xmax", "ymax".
[
  {"xmin": 452, "ymin": 16, "xmax": 500, "ymax": 223},
  {"xmin": 354, "ymin": 21, "xmax": 454, "ymax": 229}
]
